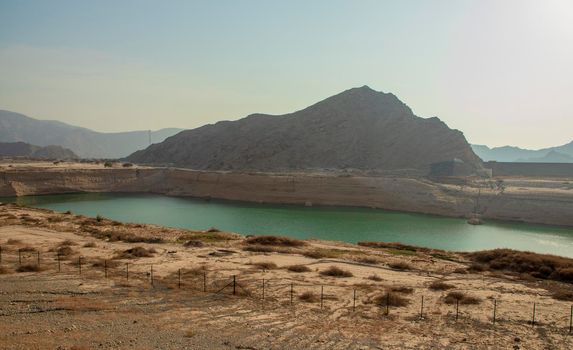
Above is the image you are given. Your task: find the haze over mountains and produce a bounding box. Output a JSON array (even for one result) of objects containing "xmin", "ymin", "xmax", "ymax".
[
  {"xmin": 0, "ymin": 110, "xmax": 183, "ymax": 159},
  {"xmin": 127, "ymin": 86, "xmax": 482, "ymax": 174},
  {"xmin": 0, "ymin": 141, "xmax": 77, "ymax": 159},
  {"xmin": 471, "ymin": 142, "xmax": 573, "ymax": 163}
]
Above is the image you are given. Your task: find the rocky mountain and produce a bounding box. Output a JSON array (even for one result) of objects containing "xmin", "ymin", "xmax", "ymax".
[
  {"xmin": 0, "ymin": 142, "xmax": 78, "ymax": 159},
  {"xmin": 127, "ymin": 86, "xmax": 483, "ymax": 174},
  {"xmin": 472, "ymin": 141, "xmax": 573, "ymax": 163},
  {"xmin": 0, "ymin": 110, "xmax": 183, "ymax": 159}
]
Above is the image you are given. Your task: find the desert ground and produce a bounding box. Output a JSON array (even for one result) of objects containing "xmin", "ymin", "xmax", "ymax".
[{"xmin": 0, "ymin": 203, "xmax": 572, "ymax": 349}]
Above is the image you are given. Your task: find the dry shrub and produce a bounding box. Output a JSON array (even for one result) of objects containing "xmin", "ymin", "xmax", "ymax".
[
  {"xmin": 371, "ymin": 293, "xmax": 410, "ymax": 307},
  {"xmin": 389, "ymin": 285, "xmax": 414, "ymax": 294},
  {"xmin": 184, "ymin": 240, "xmax": 205, "ymax": 248},
  {"xmin": 19, "ymin": 246, "xmax": 37, "ymax": 252},
  {"xmin": 0, "ymin": 266, "xmax": 13, "ymax": 274},
  {"xmin": 83, "ymin": 242, "xmax": 97, "ymax": 248},
  {"xmin": 358, "ymin": 241, "xmax": 427, "ymax": 253},
  {"xmin": 367, "ymin": 274, "xmax": 383, "ymax": 281},
  {"xmin": 388, "ymin": 261, "xmax": 412, "ymax": 270},
  {"xmin": 245, "ymin": 235, "xmax": 305, "ymax": 247},
  {"xmin": 356, "ymin": 256, "xmax": 381, "ymax": 265},
  {"xmin": 444, "ymin": 291, "xmax": 482, "ymax": 305},
  {"xmin": 287, "ymin": 264, "xmax": 311, "ymax": 273},
  {"xmin": 60, "ymin": 239, "xmax": 77, "ymax": 246},
  {"xmin": 6, "ymin": 239, "xmax": 22, "ymax": 245},
  {"xmin": 302, "ymin": 250, "xmax": 326, "ymax": 259},
  {"xmin": 453, "ymin": 267, "xmax": 468, "ymax": 274},
  {"xmin": 467, "ymin": 249, "xmax": 573, "ymax": 283},
  {"xmin": 552, "ymin": 288, "xmax": 573, "ymax": 301},
  {"xmin": 116, "ymin": 246, "xmax": 156, "ymax": 259},
  {"xmin": 319, "ymin": 266, "xmax": 353, "ymax": 278},
  {"xmin": 56, "ymin": 246, "xmax": 75, "ymax": 257},
  {"xmin": 429, "ymin": 281, "xmax": 455, "ymax": 291},
  {"xmin": 16, "ymin": 264, "xmax": 44, "ymax": 273},
  {"xmin": 251, "ymin": 261, "xmax": 278, "ymax": 270},
  {"xmin": 206, "ymin": 227, "xmax": 221, "ymax": 232},
  {"xmin": 299, "ymin": 291, "xmax": 319, "ymax": 302}
]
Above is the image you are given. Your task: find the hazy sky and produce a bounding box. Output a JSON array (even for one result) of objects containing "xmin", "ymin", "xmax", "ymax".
[{"xmin": 1, "ymin": 0, "xmax": 572, "ymax": 149}]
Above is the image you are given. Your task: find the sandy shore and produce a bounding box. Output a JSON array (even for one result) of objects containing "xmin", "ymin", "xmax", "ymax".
[{"xmin": 1, "ymin": 203, "xmax": 572, "ymax": 349}]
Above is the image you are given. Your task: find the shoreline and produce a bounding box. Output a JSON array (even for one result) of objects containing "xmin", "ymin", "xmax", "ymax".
[
  {"xmin": 1, "ymin": 202, "xmax": 572, "ymax": 349},
  {"xmin": 1, "ymin": 161, "xmax": 572, "ymax": 227}
]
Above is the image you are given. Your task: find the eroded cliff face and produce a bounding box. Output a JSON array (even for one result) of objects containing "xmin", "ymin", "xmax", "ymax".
[{"xmin": 1, "ymin": 167, "xmax": 572, "ymax": 227}]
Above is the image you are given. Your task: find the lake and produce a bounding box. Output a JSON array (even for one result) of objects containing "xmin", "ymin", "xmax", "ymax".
[{"xmin": 4, "ymin": 193, "xmax": 573, "ymax": 257}]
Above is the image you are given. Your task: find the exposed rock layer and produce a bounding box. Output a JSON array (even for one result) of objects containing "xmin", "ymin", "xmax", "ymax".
[{"xmin": 1, "ymin": 167, "xmax": 571, "ymax": 227}]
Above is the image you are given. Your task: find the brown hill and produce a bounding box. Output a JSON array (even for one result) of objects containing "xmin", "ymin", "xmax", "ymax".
[
  {"xmin": 0, "ymin": 142, "xmax": 78, "ymax": 159},
  {"xmin": 127, "ymin": 86, "xmax": 482, "ymax": 174}
]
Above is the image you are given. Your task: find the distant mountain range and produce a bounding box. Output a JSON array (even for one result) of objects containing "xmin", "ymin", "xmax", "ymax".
[
  {"xmin": 471, "ymin": 141, "xmax": 573, "ymax": 163},
  {"xmin": 0, "ymin": 141, "xmax": 78, "ymax": 159},
  {"xmin": 0, "ymin": 110, "xmax": 183, "ymax": 159},
  {"xmin": 127, "ymin": 86, "xmax": 483, "ymax": 174}
]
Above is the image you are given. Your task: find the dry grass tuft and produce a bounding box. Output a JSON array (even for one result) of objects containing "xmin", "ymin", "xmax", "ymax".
[
  {"xmin": 0, "ymin": 266, "xmax": 13, "ymax": 274},
  {"xmin": 319, "ymin": 266, "xmax": 353, "ymax": 278},
  {"xmin": 184, "ymin": 240, "xmax": 205, "ymax": 248},
  {"xmin": 389, "ymin": 285, "xmax": 414, "ymax": 294},
  {"xmin": 299, "ymin": 291, "xmax": 319, "ymax": 302},
  {"xmin": 6, "ymin": 238, "xmax": 22, "ymax": 245},
  {"xmin": 251, "ymin": 261, "xmax": 278, "ymax": 270},
  {"xmin": 287, "ymin": 264, "xmax": 311, "ymax": 273},
  {"xmin": 83, "ymin": 242, "xmax": 97, "ymax": 248},
  {"xmin": 355, "ymin": 256, "xmax": 381, "ymax": 265},
  {"xmin": 467, "ymin": 249, "xmax": 573, "ymax": 283},
  {"xmin": 16, "ymin": 264, "xmax": 44, "ymax": 273},
  {"xmin": 388, "ymin": 261, "xmax": 412, "ymax": 270},
  {"xmin": 444, "ymin": 291, "xmax": 481, "ymax": 305},
  {"xmin": 115, "ymin": 246, "xmax": 156, "ymax": 259},
  {"xmin": 371, "ymin": 293, "xmax": 410, "ymax": 307},
  {"xmin": 428, "ymin": 281, "xmax": 455, "ymax": 291},
  {"xmin": 367, "ymin": 274, "xmax": 383, "ymax": 281},
  {"xmin": 245, "ymin": 235, "xmax": 305, "ymax": 247}
]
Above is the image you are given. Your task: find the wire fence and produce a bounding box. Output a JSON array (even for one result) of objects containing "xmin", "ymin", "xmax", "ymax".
[{"xmin": 1, "ymin": 245, "xmax": 572, "ymax": 335}]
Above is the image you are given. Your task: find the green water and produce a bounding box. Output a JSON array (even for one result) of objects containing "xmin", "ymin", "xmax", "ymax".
[{"xmin": 4, "ymin": 193, "xmax": 573, "ymax": 257}]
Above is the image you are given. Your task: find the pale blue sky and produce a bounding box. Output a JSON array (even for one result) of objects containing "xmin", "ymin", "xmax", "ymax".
[{"xmin": 0, "ymin": 0, "xmax": 572, "ymax": 148}]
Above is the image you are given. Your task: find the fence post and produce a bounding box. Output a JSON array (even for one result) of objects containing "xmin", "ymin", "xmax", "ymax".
[
  {"xmin": 320, "ymin": 286, "xmax": 324, "ymax": 310},
  {"xmin": 420, "ymin": 295, "xmax": 424, "ymax": 319},
  {"xmin": 78, "ymin": 256, "xmax": 82, "ymax": 275},
  {"xmin": 493, "ymin": 299, "xmax": 497, "ymax": 325},
  {"xmin": 178, "ymin": 268, "xmax": 181, "ymax": 288},
  {"xmin": 57, "ymin": 253, "xmax": 61, "ymax": 272},
  {"xmin": 104, "ymin": 260, "xmax": 107, "ymax": 279},
  {"xmin": 290, "ymin": 283, "xmax": 294, "ymax": 305},
  {"xmin": 203, "ymin": 271, "xmax": 206, "ymax": 292},
  {"xmin": 18, "ymin": 248, "xmax": 21, "ymax": 265},
  {"xmin": 37, "ymin": 251, "xmax": 40, "ymax": 266},
  {"xmin": 233, "ymin": 275, "xmax": 236, "ymax": 295},
  {"xmin": 532, "ymin": 303, "xmax": 536, "ymax": 327},
  {"xmin": 150, "ymin": 265, "xmax": 154, "ymax": 286},
  {"xmin": 385, "ymin": 292, "xmax": 389, "ymax": 315},
  {"xmin": 353, "ymin": 289, "xmax": 356, "ymax": 312},
  {"xmin": 569, "ymin": 304, "xmax": 572, "ymax": 334},
  {"xmin": 126, "ymin": 263, "xmax": 129, "ymax": 281},
  {"xmin": 455, "ymin": 299, "xmax": 459, "ymax": 321},
  {"xmin": 0, "ymin": 245, "xmax": 2, "ymax": 264},
  {"xmin": 262, "ymin": 279, "xmax": 265, "ymax": 300}
]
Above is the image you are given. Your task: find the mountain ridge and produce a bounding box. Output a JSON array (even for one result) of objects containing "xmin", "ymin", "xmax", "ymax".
[{"xmin": 127, "ymin": 86, "xmax": 482, "ymax": 174}]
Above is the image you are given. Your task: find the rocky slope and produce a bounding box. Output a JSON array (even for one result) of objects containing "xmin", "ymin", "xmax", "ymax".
[
  {"xmin": 0, "ymin": 110, "xmax": 183, "ymax": 159},
  {"xmin": 0, "ymin": 142, "xmax": 77, "ymax": 159},
  {"xmin": 127, "ymin": 86, "xmax": 482, "ymax": 174}
]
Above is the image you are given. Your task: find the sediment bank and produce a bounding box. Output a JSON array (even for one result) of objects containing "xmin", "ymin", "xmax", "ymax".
[{"xmin": 1, "ymin": 163, "xmax": 572, "ymax": 227}]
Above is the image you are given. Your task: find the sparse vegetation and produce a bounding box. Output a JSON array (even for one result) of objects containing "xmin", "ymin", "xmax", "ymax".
[
  {"xmin": 251, "ymin": 261, "xmax": 277, "ymax": 270},
  {"xmin": 389, "ymin": 285, "xmax": 414, "ymax": 294},
  {"xmin": 83, "ymin": 241, "xmax": 97, "ymax": 248},
  {"xmin": 371, "ymin": 293, "xmax": 410, "ymax": 307},
  {"xmin": 6, "ymin": 239, "xmax": 22, "ymax": 245},
  {"xmin": 115, "ymin": 246, "xmax": 156, "ymax": 259},
  {"xmin": 367, "ymin": 274, "xmax": 383, "ymax": 281},
  {"xmin": 355, "ymin": 256, "xmax": 381, "ymax": 265},
  {"xmin": 319, "ymin": 266, "xmax": 353, "ymax": 278},
  {"xmin": 0, "ymin": 266, "xmax": 12, "ymax": 274},
  {"xmin": 388, "ymin": 261, "xmax": 412, "ymax": 270},
  {"xmin": 429, "ymin": 281, "xmax": 455, "ymax": 291},
  {"xmin": 16, "ymin": 264, "xmax": 44, "ymax": 273},
  {"xmin": 60, "ymin": 239, "xmax": 77, "ymax": 246},
  {"xmin": 183, "ymin": 239, "xmax": 205, "ymax": 248},
  {"xmin": 245, "ymin": 235, "xmax": 305, "ymax": 247},
  {"xmin": 299, "ymin": 291, "xmax": 319, "ymax": 302},
  {"xmin": 287, "ymin": 264, "xmax": 311, "ymax": 273},
  {"xmin": 444, "ymin": 291, "xmax": 481, "ymax": 305},
  {"xmin": 467, "ymin": 249, "xmax": 573, "ymax": 283}
]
